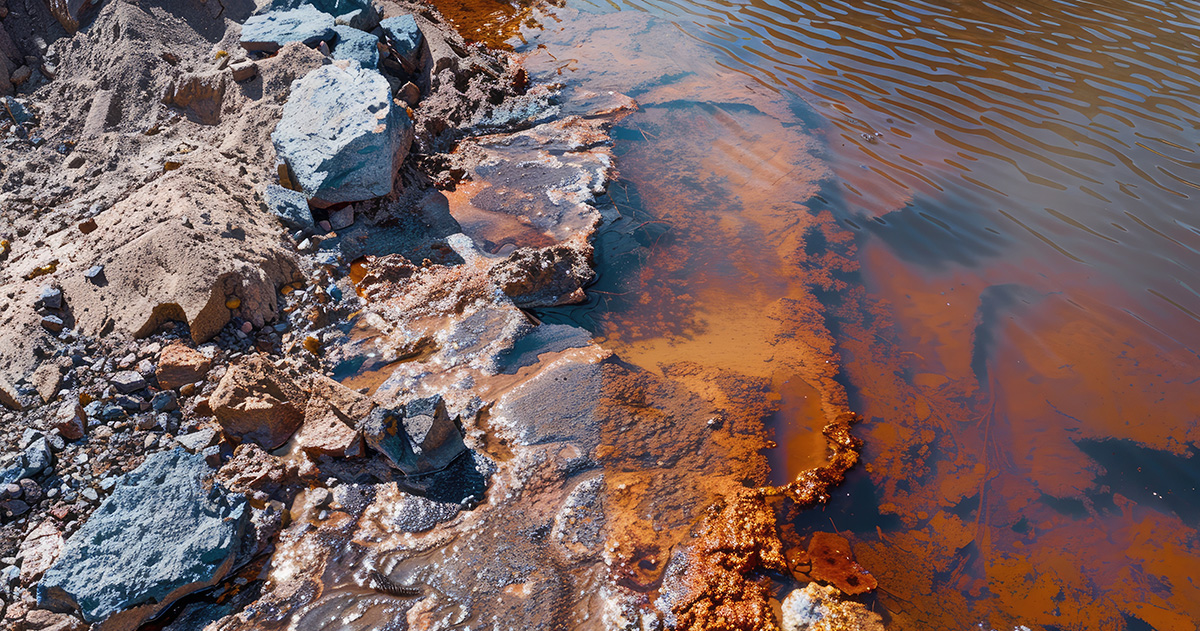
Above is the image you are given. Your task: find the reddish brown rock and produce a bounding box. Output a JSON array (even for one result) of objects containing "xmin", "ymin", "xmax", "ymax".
[
  {"xmin": 22, "ymin": 609, "xmax": 87, "ymax": 631},
  {"xmin": 20, "ymin": 520, "xmax": 64, "ymax": 586},
  {"xmin": 51, "ymin": 402, "xmax": 86, "ymax": 441},
  {"xmin": 215, "ymin": 443, "xmax": 289, "ymax": 497},
  {"xmin": 209, "ymin": 355, "xmax": 307, "ymax": 449},
  {"xmin": 296, "ymin": 374, "xmax": 370, "ymax": 458},
  {"xmin": 156, "ymin": 344, "xmax": 213, "ymax": 390},
  {"xmin": 806, "ymin": 531, "xmax": 877, "ymax": 596}
]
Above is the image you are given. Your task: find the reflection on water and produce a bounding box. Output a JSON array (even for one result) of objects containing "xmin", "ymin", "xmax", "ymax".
[{"xmin": 433, "ymin": 0, "xmax": 1200, "ymax": 626}]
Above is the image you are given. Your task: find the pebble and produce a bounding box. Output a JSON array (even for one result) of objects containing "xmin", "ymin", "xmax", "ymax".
[
  {"xmin": 110, "ymin": 370, "xmax": 147, "ymax": 394},
  {"xmin": 41, "ymin": 315, "xmax": 65, "ymax": 333},
  {"xmin": 39, "ymin": 285, "xmax": 63, "ymax": 310},
  {"xmin": 240, "ymin": 321, "xmax": 253, "ymax": 334},
  {"xmin": 83, "ymin": 265, "xmax": 104, "ymax": 283},
  {"xmin": 81, "ymin": 488, "xmax": 98, "ymax": 502}
]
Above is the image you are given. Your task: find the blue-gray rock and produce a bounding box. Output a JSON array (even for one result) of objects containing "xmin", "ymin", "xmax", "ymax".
[
  {"xmin": 262, "ymin": 184, "xmax": 315, "ymax": 234},
  {"xmin": 151, "ymin": 390, "xmax": 179, "ymax": 412},
  {"xmin": 272, "ymin": 64, "xmax": 413, "ymax": 205},
  {"xmin": 379, "ymin": 15, "xmax": 422, "ymax": 69},
  {"xmin": 239, "ymin": 6, "xmax": 336, "ymax": 53},
  {"xmin": 360, "ymin": 395, "xmax": 466, "ymax": 474},
  {"xmin": 101, "ymin": 404, "xmax": 126, "ymax": 421},
  {"xmin": 0, "ymin": 437, "xmax": 54, "ymax": 487},
  {"xmin": 37, "ymin": 449, "xmax": 248, "ymax": 628},
  {"xmin": 4, "ymin": 97, "xmax": 33, "ymax": 124},
  {"xmin": 39, "ymin": 285, "xmax": 63, "ymax": 310},
  {"xmin": 110, "ymin": 370, "xmax": 146, "ymax": 394},
  {"xmin": 84, "ymin": 265, "xmax": 105, "ymax": 282},
  {"xmin": 262, "ymin": 0, "xmax": 378, "ymax": 30},
  {"xmin": 332, "ymin": 25, "xmax": 380, "ymax": 70}
]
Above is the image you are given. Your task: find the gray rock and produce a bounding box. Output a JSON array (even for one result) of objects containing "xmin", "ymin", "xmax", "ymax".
[
  {"xmin": 262, "ymin": 0, "xmax": 378, "ymax": 30},
  {"xmin": 0, "ymin": 500, "xmax": 29, "ymax": 519},
  {"xmin": 239, "ymin": 6, "xmax": 336, "ymax": 53},
  {"xmin": 328, "ymin": 206, "xmax": 354, "ymax": 230},
  {"xmin": 360, "ymin": 396, "xmax": 466, "ymax": 474},
  {"xmin": 272, "ymin": 64, "xmax": 412, "ymax": 205},
  {"xmin": 39, "ymin": 285, "xmax": 63, "ymax": 310},
  {"xmin": 37, "ymin": 449, "xmax": 248, "ymax": 627},
  {"xmin": 110, "ymin": 371, "xmax": 146, "ymax": 394},
  {"xmin": 262, "ymin": 184, "xmax": 315, "ymax": 234},
  {"xmin": 387, "ymin": 492, "xmax": 460, "ymax": 533},
  {"xmin": 331, "ymin": 25, "xmax": 380, "ymax": 69},
  {"xmin": 177, "ymin": 429, "xmax": 218, "ymax": 453},
  {"xmin": 151, "ymin": 390, "xmax": 179, "ymax": 412},
  {"xmin": 379, "ymin": 15, "xmax": 422, "ymax": 69},
  {"xmin": 0, "ymin": 437, "xmax": 54, "ymax": 487}
]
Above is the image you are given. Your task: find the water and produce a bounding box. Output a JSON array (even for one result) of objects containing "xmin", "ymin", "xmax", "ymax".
[{"xmin": 430, "ymin": 0, "xmax": 1200, "ymax": 627}]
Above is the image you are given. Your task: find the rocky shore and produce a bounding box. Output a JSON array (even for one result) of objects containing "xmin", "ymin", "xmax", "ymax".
[{"xmin": 0, "ymin": 1, "xmax": 883, "ymax": 629}]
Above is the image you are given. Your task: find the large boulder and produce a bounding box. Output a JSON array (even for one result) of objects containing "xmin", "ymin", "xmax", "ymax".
[
  {"xmin": 272, "ymin": 63, "xmax": 413, "ymax": 206},
  {"xmin": 331, "ymin": 25, "xmax": 381, "ymax": 70},
  {"xmin": 209, "ymin": 355, "xmax": 308, "ymax": 449},
  {"xmin": 239, "ymin": 6, "xmax": 337, "ymax": 53},
  {"xmin": 37, "ymin": 450, "xmax": 249, "ymax": 631}
]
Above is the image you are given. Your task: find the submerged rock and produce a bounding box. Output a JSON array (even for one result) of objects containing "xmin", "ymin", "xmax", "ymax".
[
  {"xmin": 37, "ymin": 449, "xmax": 248, "ymax": 630},
  {"xmin": 210, "ymin": 355, "xmax": 308, "ymax": 449},
  {"xmin": 360, "ymin": 395, "xmax": 466, "ymax": 474},
  {"xmin": 239, "ymin": 6, "xmax": 336, "ymax": 53},
  {"xmin": 272, "ymin": 63, "xmax": 413, "ymax": 206}
]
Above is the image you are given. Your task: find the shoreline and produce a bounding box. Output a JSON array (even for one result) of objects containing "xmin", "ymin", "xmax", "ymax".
[{"xmin": 0, "ymin": 1, "xmax": 882, "ymax": 629}]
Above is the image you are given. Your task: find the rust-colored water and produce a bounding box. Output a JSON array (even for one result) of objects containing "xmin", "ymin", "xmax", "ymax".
[{"xmin": 425, "ymin": 0, "xmax": 1200, "ymax": 628}]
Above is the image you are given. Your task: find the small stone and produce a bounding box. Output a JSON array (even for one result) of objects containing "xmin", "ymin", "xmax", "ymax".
[
  {"xmin": 151, "ymin": 390, "xmax": 179, "ymax": 412},
  {"xmin": 176, "ymin": 429, "xmax": 218, "ymax": 453},
  {"xmin": 328, "ymin": 206, "xmax": 354, "ymax": 230},
  {"xmin": 110, "ymin": 371, "xmax": 146, "ymax": 394},
  {"xmin": 0, "ymin": 499, "xmax": 30, "ymax": 519},
  {"xmin": 39, "ymin": 285, "xmax": 63, "ymax": 310},
  {"xmin": 229, "ymin": 60, "xmax": 257, "ymax": 82},
  {"xmin": 137, "ymin": 359, "xmax": 155, "ymax": 375},
  {"xmin": 179, "ymin": 383, "xmax": 197, "ymax": 397},
  {"xmin": 318, "ymin": 220, "xmax": 332, "ymax": 232},
  {"xmin": 156, "ymin": 344, "xmax": 212, "ymax": 390},
  {"xmin": 226, "ymin": 297, "xmax": 242, "ymax": 310},
  {"xmin": 52, "ymin": 403, "xmax": 85, "ymax": 441},
  {"xmin": 41, "ymin": 315, "xmax": 65, "ymax": 333},
  {"xmin": 399, "ymin": 81, "xmax": 420, "ymax": 107},
  {"xmin": 19, "ymin": 520, "xmax": 63, "ymax": 585},
  {"xmin": 262, "ymin": 184, "xmax": 315, "ymax": 234},
  {"xmin": 82, "ymin": 265, "xmax": 104, "ymax": 283},
  {"xmin": 240, "ymin": 321, "xmax": 253, "ymax": 334},
  {"xmin": 80, "ymin": 488, "xmax": 98, "ymax": 502},
  {"xmin": 10, "ymin": 65, "xmax": 31, "ymax": 86}
]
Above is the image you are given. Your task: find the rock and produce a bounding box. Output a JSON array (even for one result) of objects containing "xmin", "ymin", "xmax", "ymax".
[
  {"xmin": 214, "ymin": 443, "xmax": 287, "ymax": 496},
  {"xmin": 261, "ymin": 184, "xmax": 315, "ymax": 234},
  {"xmin": 239, "ymin": 6, "xmax": 336, "ymax": 53},
  {"xmin": 262, "ymin": 0, "xmax": 378, "ymax": 30},
  {"xmin": 176, "ymin": 429, "xmax": 218, "ymax": 453},
  {"xmin": 781, "ymin": 583, "xmax": 884, "ymax": 631},
  {"xmin": 39, "ymin": 286, "xmax": 63, "ymax": 310},
  {"xmin": 296, "ymin": 374, "xmax": 370, "ymax": 458},
  {"xmin": 11, "ymin": 65, "xmax": 31, "ymax": 86},
  {"xmin": 161, "ymin": 71, "xmax": 227, "ymax": 125},
  {"xmin": 229, "ymin": 60, "xmax": 257, "ymax": 82},
  {"xmin": 37, "ymin": 450, "xmax": 248, "ymax": 629},
  {"xmin": 22, "ymin": 609, "xmax": 87, "ymax": 631},
  {"xmin": 45, "ymin": 0, "xmax": 97, "ymax": 33},
  {"xmin": 52, "ymin": 402, "xmax": 86, "ymax": 441},
  {"xmin": 78, "ymin": 219, "xmax": 97, "ymax": 235},
  {"xmin": 806, "ymin": 531, "xmax": 877, "ymax": 596},
  {"xmin": 30, "ymin": 361, "xmax": 64, "ymax": 404},
  {"xmin": 0, "ymin": 500, "xmax": 29, "ymax": 519},
  {"xmin": 361, "ymin": 396, "xmax": 465, "ymax": 474},
  {"xmin": 328, "ymin": 206, "xmax": 354, "ymax": 230},
  {"xmin": 1, "ymin": 438, "xmax": 54, "ymax": 487},
  {"xmin": 110, "ymin": 371, "xmax": 146, "ymax": 394},
  {"xmin": 331, "ymin": 25, "xmax": 380, "ymax": 69},
  {"xmin": 272, "ymin": 63, "xmax": 413, "ymax": 206},
  {"xmin": 156, "ymin": 344, "xmax": 212, "ymax": 390},
  {"xmin": 151, "ymin": 390, "xmax": 179, "ymax": 412},
  {"xmin": 20, "ymin": 521, "xmax": 64, "ymax": 586},
  {"xmin": 1, "ymin": 377, "xmax": 24, "ymax": 410},
  {"xmin": 19, "ymin": 478, "xmax": 42, "ymax": 503},
  {"xmin": 209, "ymin": 355, "xmax": 307, "ymax": 449},
  {"xmin": 83, "ymin": 265, "xmax": 104, "ymax": 282},
  {"xmin": 398, "ymin": 81, "xmax": 420, "ymax": 107},
  {"xmin": 41, "ymin": 316, "xmax": 65, "ymax": 333},
  {"xmin": 379, "ymin": 15, "xmax": 423, "ymax": 70},
  {"xmin": 490, "ymin": 243, "xmax": 595, "ymax": 308}
]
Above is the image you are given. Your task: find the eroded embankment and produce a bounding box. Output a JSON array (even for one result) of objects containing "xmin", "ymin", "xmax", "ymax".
[{"xmin": 0, "ymin": 1, "xmax": 881, "ymax": 630}]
